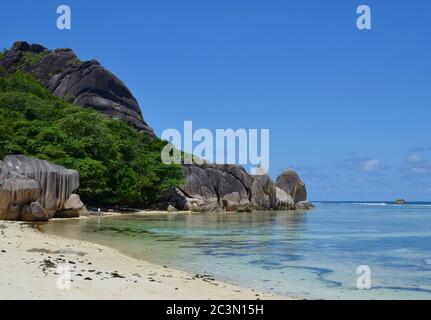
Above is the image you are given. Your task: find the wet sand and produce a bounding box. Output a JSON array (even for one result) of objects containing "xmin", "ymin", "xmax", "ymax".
[{"xmin": 0, "ymin": 220, "xmax": 290, "ymax": 300}]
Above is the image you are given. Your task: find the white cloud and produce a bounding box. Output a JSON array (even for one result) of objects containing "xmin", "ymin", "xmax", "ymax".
[
  {"xmin": 362, "ymin": 159, "xmax": 380, "ymax": 172},
  {"xmin": 402, "ymin": 150, "xmax": 431, "ymax": 176},
  {"xmin": 340, "ymin": 153, "xmax": 387, "ymax": 175},
  {"xmin": 411, "ymin": 167, "xmax": 427, "ymax": 174},
  {"xmin": 406, "ymin": 154, "xmax": 423, "ymax": 163}
]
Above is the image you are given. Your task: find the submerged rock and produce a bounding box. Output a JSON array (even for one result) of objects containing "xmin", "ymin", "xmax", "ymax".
[{"xmin": 295, "ymin": 200, "xmax": 315, "ymax": 210}]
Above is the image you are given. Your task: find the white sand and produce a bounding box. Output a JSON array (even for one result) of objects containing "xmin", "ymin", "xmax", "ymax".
[{"xmin": 0, "ymin": 220, "xmax": 290, "ymax": 300}]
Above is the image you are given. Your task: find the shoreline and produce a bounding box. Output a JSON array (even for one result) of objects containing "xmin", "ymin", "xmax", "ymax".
[{"xmin": 0, "ymin": 219, "xmax": 292, "ymax": 300}]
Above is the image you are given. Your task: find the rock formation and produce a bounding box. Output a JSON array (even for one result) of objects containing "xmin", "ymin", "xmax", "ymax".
[
  {"xmin": 275, "ymin": 169, "xmax": 307, "ymax": 203},
  {"xmin": 295, "ymin": 200, "xmax": 315, "ymax": 210},
  {"xmin": 164, "ymin": 164, "xmax": 312, "ymax": 212},
  {"xmin": 0, "ymin": 155, "xmax": 83, "ymax": 221},
  {"xmin": 1, "ymin": 41, "xmax": 313, "ymax": 214},
  {"xmin": 1, "ymin": 41, "xmax": 154, "ymax": 137},
  {"xmin": 394, "ymin": 199, "xmax": 406, "ymax": 205},
  {"xmin": 54, "ymin": 194, "xmax": 88, "ymax": 218}
]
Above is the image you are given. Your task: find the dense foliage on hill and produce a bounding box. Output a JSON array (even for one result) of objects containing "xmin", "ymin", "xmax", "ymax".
[{"xmin": 0, "ymin": 71, "xmax": 184, "ymax": 207}]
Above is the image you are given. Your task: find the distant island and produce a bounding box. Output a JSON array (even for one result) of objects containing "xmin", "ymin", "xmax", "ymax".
[{"xmin": 394, "ymin": 199, "xmax": 407, "ymax": 205}]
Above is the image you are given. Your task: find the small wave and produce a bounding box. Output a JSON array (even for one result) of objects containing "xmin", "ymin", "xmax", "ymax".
[
  {"xmin": 352, "ymin": 202, "xmax": 388, "ymax": 206},
  {"xmin": 409, "ymin": 204, "xmax": 431, "ymax": 207}
]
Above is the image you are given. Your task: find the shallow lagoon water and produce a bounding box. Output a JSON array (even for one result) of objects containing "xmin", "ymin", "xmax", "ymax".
[{"xmin": 41, "ymin": 202, "xmax": 431, "ymax": 299}]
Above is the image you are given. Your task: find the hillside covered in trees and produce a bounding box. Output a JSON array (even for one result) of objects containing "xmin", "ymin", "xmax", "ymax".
[{"xmin": 0, "ymin": 70, "xmax": 184, "ymax": 207}]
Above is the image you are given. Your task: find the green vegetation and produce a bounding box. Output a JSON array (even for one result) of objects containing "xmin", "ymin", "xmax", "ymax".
[
  {"xmin": 15, "ymin": 51, "xmax": 48, "ymax": 70},
  {"xmin": 0, "ymin": 72, "xmax": 184, "ymax": 207},
  {"xmin": 0, "ymin": 50, "xmax": 5, "ymax": 76}
]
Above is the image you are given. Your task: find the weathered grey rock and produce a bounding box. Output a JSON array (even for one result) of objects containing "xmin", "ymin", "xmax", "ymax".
[
  {"xmin": 181, "ymin": 165, "xmax": 218, "ymax": 205},
  {"xmin": 167, "ymin": 164, "xmax": 253, "ymax": 212},
  {"xmin": 0, "ymin": 169, "xmax": 41, "ymax": 220},
  {"xmin": 167, "ymin": 205, "xmax": 178, "ymax": 212},
  {"xmin": 222, "ymin": 192, "xmax": 241, "ymax": 211},
  {"xmin": 274, "ymin": 187, "xmax": 295, "ymax": 210},
  {"xmin": 54, "ymin": 194, "xmax": 88, "ymax": 218},
  {"xmin": 295, "ymin": 201, "xmax": 315, "ymax": 210},
  {"xmin": 206, "ymin": 164, "xmax": 253, "ymax": 194},
  {"xmin": 234, "ymin": 204, "xmax": 254, "ymax": 213},
  {"xmin": 1, "ymin": 49, "xmax": 22, "ymax": 69},
  {"xmin": 275, "ymin": 169, "xmax": 307, "ymax": 204},
  {"xmin": 63, "ymin": 194, "xmax": 85, "ymax": 211},
  {"xmin": 164, "ymin": 187, "xmax": 191, "ymax": 210},
  {"xmin": 222, "ymin": 192, "xmax": 253, "ymax": 212},
  {"xmin": 0, "ymin": 155, "xmax": 81, "ymax": 221},
  {"xmin": 21, "ymin": 202, "xmax": 49, "ymax": 222},
  {"xmin": 191, "ymin": 201, "xmax": 224, "ymax": 213},
  {"xmin": 167, "ymin": 164, "xmax": 311, "ymax": 212},
  {"xmin": 250, "ymin": 174, "xmax": 276, "ymax": 210},
  {"xmin": 205, "ymin": 167, "xmax": 250, "ymax": 205},
  {"xmin": 164, "ymin": 186, "xmax": 206, "ymax": 211},
  {"xmin": 1, "ymin": 41, "xmax": 154, "ymax": 137}
]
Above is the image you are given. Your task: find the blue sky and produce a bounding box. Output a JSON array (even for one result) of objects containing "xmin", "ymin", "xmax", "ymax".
[{"xmin": 1, "ymin": 0, "xmax": 430, "ymax": 201}]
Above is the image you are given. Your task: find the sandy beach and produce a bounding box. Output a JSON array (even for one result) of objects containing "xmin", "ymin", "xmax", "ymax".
[{"xmin": 0, "ymin": 220, "xmax": 288, "ymax": 300}]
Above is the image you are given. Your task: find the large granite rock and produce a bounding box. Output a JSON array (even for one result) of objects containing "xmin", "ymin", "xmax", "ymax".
[
  {"xmin": 274, "ymin": 187, "xmax": 295, "ymax": 210},
  {"xmin": 165, "ymin": 164, "xmax": 310, "ymax": 212},
  {"xmin": 0, "ymin": 170, "xmax": 42, "ymax": 220},
  {"xmin": 250, "ymin": 174, "xmax": 275, "ymax": 209},
  {"xmin": 221, "ymin": 192, "xmax": 252, "ymax": 212},
  {"xmin": 181, "ymin": 164, "xmax": 219, "ymax": 207},
  {"xmin": 0, "ymin": 155, "xmax": 81, "ymax": 221},
  {"xmin": 249, "ymin": 174, "xmax": 295, "ymax": 210},
  {"xmin": 222, "ymin": 192, "xmax": 241, "ymax": 211},
  {"xmin": 166, "ymin": 164, "xmax": 253, "ymax": 212},
  {"xmin": 1, "ymin": 41, "xmax": 154, "ymax": 137},
  {"xmin": 275, "ymin": 169, "xmax": 307, "ymax": 203},
  {"xmin": 21, "ymin": 202, "xmax": 49, "ymax": 222},
  {"xmin": 54, "ymin": 194, "xmax": 88, "ymax": 218}
]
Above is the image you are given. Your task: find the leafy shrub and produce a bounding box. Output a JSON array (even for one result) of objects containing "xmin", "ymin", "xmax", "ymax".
[{"xmin": 15, "ymin": 51, "xmax": 48, "ymax": 70}]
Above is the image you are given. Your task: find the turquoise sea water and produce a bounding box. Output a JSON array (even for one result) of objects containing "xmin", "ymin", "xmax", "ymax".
[{"xmin": 41, "ymin": 202, "xmax": 431, "ymax": 299}]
